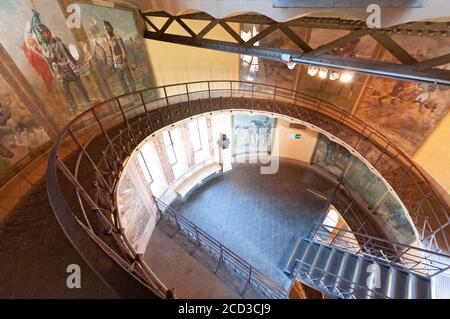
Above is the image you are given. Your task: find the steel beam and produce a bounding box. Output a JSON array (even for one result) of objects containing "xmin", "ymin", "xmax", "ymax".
[
  {"xmin": 370, "ymin": 32, "xmax": 418, "ymax": 65},
  {"xmin": 144, "ymin": 31, "xmax": 450, "ymax": 86},
  {"xmin": 144, "ymin": 11, "xmax": 450, "ymax": 35}
]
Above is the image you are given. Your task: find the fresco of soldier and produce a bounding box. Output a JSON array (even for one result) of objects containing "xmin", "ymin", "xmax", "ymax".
[
  {"xmin": 103, "ymin": 20, "xmax": 136, "ymax": 93},
  {"xmin": 39, "ymin": 23, "xmax": 91, "ymax": 112}
]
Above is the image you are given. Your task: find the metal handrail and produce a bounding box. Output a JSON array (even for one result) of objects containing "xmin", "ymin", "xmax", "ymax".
[
  {"xmin": 47, "ymin": 80, "xmax": 450, "ymax": 299},
  {"xmin": 292, "ymin": 258, "xmax": 390, "ymax": 299},
  {"xmin": 155, "ymin": 198, "xmax": 287, "ymax": 299},
  {"xmin": 310, "ymin": 223, "xmax": 450, "ymax": 277}
]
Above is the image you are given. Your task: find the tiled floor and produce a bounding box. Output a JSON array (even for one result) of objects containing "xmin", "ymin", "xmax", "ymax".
[{"xmin": 170, "ymin": 161, "xmax": 335, "ymax": 290}]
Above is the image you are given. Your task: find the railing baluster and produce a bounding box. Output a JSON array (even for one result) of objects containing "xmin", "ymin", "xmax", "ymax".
[
  {"xmin": 185, "ymin": 83, "xmax": 193, "ymax": 116},
  {"xmin": 116, "ymin": 97, "xmax": 137, "ymax": 146},
  {"xmin": 47, "ymin": 82, "xmax": 450, "ymax": 300},
  {"xmin": 208, "ymin": 81, "xmax": 212, "ymax": 112},
  {"xmin": 138, "ymin": 91, "xmax": 153, "ymax": 135}
]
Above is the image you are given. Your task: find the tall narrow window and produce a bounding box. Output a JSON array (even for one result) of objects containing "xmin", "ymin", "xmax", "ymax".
[
  {"xmin": 138, "ymin": 151, "xmax": 153, "ymax": 184},
  {"xmin": 189, "ymin": 119, "xmax": 202, "ymax": 152},
  {"xmin": 163, "ymin": 130, "xmax": 177, "ymax": 165}
]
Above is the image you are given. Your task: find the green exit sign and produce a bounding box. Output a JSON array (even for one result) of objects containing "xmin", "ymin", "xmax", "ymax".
[{"xmin": 289, "ymin": 133, "xmax": 302, "ymax": 140}]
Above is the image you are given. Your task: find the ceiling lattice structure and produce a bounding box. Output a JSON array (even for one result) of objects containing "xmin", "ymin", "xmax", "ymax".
[{"xmin": 141, "ymin": 10, "xmax": 450, "ymax": 86}]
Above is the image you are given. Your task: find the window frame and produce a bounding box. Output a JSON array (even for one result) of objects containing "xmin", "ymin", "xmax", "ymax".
[
  {"xmin": 189, "ymin": 119, "xmax": 203, "ymax": 153},
  {"xmin": 163, "ymin": 130, "xmax": 178, "ymax": 166},
  {"xmin": 139, "ymin": 151, "xmax": 153, "ymax": 184}
]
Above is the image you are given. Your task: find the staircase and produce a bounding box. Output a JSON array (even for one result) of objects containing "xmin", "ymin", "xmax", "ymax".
[{"xmin": 285, "ymin": 238, "xmax": 431, "ymax": 299}]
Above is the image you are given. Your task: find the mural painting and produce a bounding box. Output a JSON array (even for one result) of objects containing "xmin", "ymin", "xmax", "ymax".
[
  {"xmin": 239, "ymin": 23, "xmax": 302, "ymax": 90},
  {"xmin": 389, "ymin": 34, "xmax": 450, "ymax": 66},
  {"xmin": 354, "ymin": 34, "xmax": 450, "ymax": 156},
  {"xmin": 0, "ymin": 1, "xmax": 156, "ymax": 186},
  {"xmin": 312, "ymin": 133, "xmax": 353, "ymax": 178},
  {"xmin": 79, "ymin": 3, "xmax": 156, "ymax": 96},
  {"xmin": 0, "ymin": 74, "xmax": 50, "ymax": 182},
  {"xmin": 232, "ymin": 114, "xmax": 275, "ymax": 156},
  {"xmin": 116, "ymin": 160, "xmax": 155, "ymax": 253},
  {"xmin": 297, "ymin": 29, "xmax": 379, "ymax": 112},
  {"xmin": 312, "ymin": 134, "xmax": 416, "ymax": 244},
  {"xmin": 355, "ymin": 77, "xmax": 449, "ymax": 156},
  {"xmin": 0, "ymin": 0, "xmax": 104, "ymax": 127},
  {"xmin": 239, "ymin": 24, "xmax": 378, "ymax": 112}
]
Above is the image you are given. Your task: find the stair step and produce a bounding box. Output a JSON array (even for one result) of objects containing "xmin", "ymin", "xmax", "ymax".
[
  {"xmin": 302, "ymin": 242, "xmax": 322, "ymax": 268},
  {"xmin": 332, "ymin": 253, "xmax": 350, "ymax": 295},
  {"xmin": 394, "ymin": 269, "xmax": 409, "ymax": 299},
  {"xmin": 293, "ymin": 240, "xmax": 432, "ymax": 300},
  {"xmin": 405, "ymin": 273, "xmax": 431, "ymax": 299},
  {"xmin": 353, "ymin": 258, "xmax": 373, "ymax": 299},
  {"xmin": 309, "ymin": 245, "xmax": 333, "ymax": 280},
  {"xmin": 406, "ymin": 274, "xmax": 417, "ymax": 299},
  {"xmin": 322, "ymin": 249, "xmax": 345, "ymax": 290},
  {"xmin": 366, "ymin": 263, "xmax": 389, "ymax": 299},
  {"xmin": 337, "ymin": 254, "xmax": 359, "ymax": 293},
  {"xmin": 348, "ymin": 256, "xmax": 364, "ymax": 297},
  {"xmin": 284, "ymin": 239, "xmax": 307, "ymax": 274},
  {"xmin": 414, "ymin": 275, "xmax": 431, "ymax": 299},
  {"xmin": 386, "ymin": 267, "xmax": 398, "ymax": 298}
]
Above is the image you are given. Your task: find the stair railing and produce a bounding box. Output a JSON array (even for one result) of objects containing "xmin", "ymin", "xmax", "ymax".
[
  {"xmin": 309, "ymin": 223, "xmax": 450, "ymax": 277},
  {"xmin": 292, "ymin": 258, "xmax": 390, "ymax": 299},
  {"xmin": 154, "ymin": 198, "xmax": 287, "ymax": 299}
]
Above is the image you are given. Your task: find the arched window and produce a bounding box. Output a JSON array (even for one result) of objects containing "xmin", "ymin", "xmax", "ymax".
[{"xmin": 323, "ymin": 208, "xmax": 339, "ymax": 232}]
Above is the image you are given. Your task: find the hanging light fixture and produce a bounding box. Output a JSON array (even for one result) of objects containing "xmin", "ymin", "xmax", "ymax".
[
  {"xmin": 287, "ymin": 61, "xmax": 296, "ymax": 70},
  {"xmin": 307, "ymin": 66, "xmax": 319, "ymax": 76},
  {"xmin": 329, "ymin": 70, "xmax": 340, "ymax": 81},
  {"xmin": 318, "ymin": 68, "xmax": 328, "ymax": 79},
  {"xmin": 281, "ymin": 53, "xmax": 296, "ymax": 70},
  {"xmin": 340, "ymin": 71, "xmax": 354, "ymax": 83}
]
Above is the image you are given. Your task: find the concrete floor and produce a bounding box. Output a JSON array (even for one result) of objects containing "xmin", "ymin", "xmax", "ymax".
[{"xmin": 169, "ymin": 161, "xmax": 335, "ymax": 290}]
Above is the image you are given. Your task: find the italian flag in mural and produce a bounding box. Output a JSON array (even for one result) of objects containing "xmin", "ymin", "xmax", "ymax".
[{"xmin": 20, "ymin": 9, "xmax": 53, "ymax": 93}]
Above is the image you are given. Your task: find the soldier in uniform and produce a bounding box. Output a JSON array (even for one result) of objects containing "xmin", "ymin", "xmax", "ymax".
[
  {"xmin": 40, "ymin": 24, "xmax": 91, "ymax": 112},
  {"xmin": 103, "ymin": 20, "xmax": 136, "ymax": 93}
]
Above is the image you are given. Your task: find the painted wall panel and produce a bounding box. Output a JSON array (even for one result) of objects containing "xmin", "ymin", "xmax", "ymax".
[
  {"xmin": 272, "ymin": 118, "xmax": 318, "ymax": 164},
  {"xmin": 414, "ymin": 112, "xmax": 450, "ymax": 195}
]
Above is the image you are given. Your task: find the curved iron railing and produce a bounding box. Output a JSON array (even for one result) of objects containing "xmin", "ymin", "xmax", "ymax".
[
  {"xmin": 47, "ymin": 80, "xmax": 450, "ymax": 298},
  {"xmin": 155, "ymin": 199, "xmax": 287, "ymax": 299}
]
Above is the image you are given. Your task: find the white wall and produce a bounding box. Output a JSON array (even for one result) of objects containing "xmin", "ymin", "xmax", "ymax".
[{"xmin": 272, "ymin": 118, "xmax": 319, "ymax": 164}]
